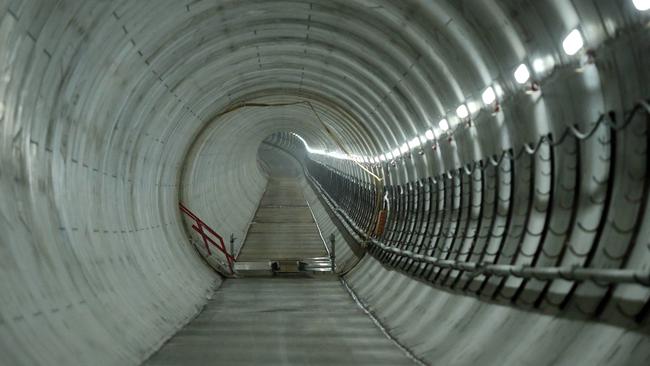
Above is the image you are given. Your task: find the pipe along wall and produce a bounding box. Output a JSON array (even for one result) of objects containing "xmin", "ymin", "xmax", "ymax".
[{"xmin": 1, "ymin": 0, "xmax": 649, "ymax": 365}]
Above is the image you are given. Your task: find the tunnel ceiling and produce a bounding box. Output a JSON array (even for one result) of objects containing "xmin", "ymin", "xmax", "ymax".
[
  {"xmin": 2, "ymin": 0, "xmax": 650, "ymax": 365},
  {"xmin": 4, "ymin": 0, "xmax": 647, "ymax": 165},
  {"xmin": 109, "ymin": 0, "xmax": 648, "ymax": 165}
]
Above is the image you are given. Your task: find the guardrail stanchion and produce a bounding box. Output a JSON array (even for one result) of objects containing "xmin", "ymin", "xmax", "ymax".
[{"xmin": 329, "ymin": 233, "xmax": 336, "ymax": 272}]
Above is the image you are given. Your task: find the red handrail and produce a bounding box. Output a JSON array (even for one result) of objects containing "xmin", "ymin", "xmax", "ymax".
[{"xmin": 179, "ymin": 202, "xmax": 235, "ymax": 273}]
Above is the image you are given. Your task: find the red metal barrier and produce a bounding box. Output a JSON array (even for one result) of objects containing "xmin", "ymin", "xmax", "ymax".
[{"xmin": 179, "ymin": 202, "xmax": 235, "ymax": 273}]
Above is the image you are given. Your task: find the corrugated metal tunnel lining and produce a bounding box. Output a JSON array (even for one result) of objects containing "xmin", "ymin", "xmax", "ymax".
[{"xmin": 1, "ymin": 0, "xmax": 649, "ymax": 365}]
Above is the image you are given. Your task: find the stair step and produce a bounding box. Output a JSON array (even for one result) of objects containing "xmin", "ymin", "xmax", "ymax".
[
  {"xmin": 234, "ymin": 258, "xmax": 334, "ymax": 276},
  {"xmin": 234, "ymin": 261, "xmax": 273, "ymax": 271}
]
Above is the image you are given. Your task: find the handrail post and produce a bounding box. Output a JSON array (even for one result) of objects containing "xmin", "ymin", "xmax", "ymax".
[
  {"xmin": 229, "ymin": 233, "xmax": 236, "ymax": 260},
  {"xmin": 329, "ymin": 233, "xmax": 336, "ymax": 272},
  {"xmin": 179, "ymin": 202, "xmax": 235, "ymax": 274}
]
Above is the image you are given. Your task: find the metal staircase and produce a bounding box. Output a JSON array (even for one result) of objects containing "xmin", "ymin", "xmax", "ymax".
[
  {"xmin": 234, "ymin": 177, "xmax": 335, "ymax": 277},
  {"xmin": 234, "ymin": 256, "xmax": 334, "ymax": 276}
]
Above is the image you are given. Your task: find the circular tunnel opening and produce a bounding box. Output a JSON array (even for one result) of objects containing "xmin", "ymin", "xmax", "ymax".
[{"xmin": 2, "ymin": 1, "xmax": 650, "ymax": 365}]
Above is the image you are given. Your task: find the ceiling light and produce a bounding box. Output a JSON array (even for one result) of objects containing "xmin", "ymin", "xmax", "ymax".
[
  {"xmin": 514, "ymin": 64, "xmax": 530, "ymax": 84},
  {"xmin": 338, "ymin": 152, "xmax": 350, "ymax": 160},
  {"xmin": 562, "ymin": 29, "xmax": 584, "ymax": 56},
  {"xmin": 379, "ymin": 154, "xmax": 386, "ymax": 161},
  {"xmin": 424, "ymin": 129, "xmax": 435, "ymax": 140},
  {"xmin": 387, "ymin": 152, "xmax": 395, "ymax": 160},
  {"xmin": 634, "ymin": 0, "xmax": 650, "ymax": 10},
  {"xmin": 392, "ymin": 148, "xmax": 401, "ymax": 157},
  {"xmin": 399, "ymin": 143, "xmax": 409, "ymax": 154},
  {"xmin": 456, "ymin": 104, "xmax": 469, "ymax": 119},
  {"xmin": 532, "ymin": 58, "xmax": 546, "ymax": 74},
  {"xmin": 439, "ymin": 118, "xmax": 450, "ymax": 132},
  {"xmin": 408, "ymin": 137, "xmax": 421, "ymax": 149},
  {"xmin": 481, "ymin": 86, "xmax": 496, "ymax": 105}
]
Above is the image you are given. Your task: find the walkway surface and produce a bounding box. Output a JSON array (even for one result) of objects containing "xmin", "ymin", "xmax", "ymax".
[
  {"xmin": 144, "ymin": 277, "xmax": 414, "ymax": 365},
  {"xmin": 145, "ymin": 176, "xmax": 414, "ymax": 365},
  {"xmin": 237, "ymin": 177, "xmax": 328, "ymax": 261}
]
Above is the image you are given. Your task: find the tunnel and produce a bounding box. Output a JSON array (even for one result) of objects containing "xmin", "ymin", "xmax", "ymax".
[{"xmin": 1, "ymin": 0, "xmax": 650, "ymax": 365}]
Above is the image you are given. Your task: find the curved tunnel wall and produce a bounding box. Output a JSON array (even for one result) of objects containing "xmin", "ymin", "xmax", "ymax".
[
  {"xmin": 1, "ymin": 0, "xmax": 650, "ymax": 365},
  {"xmin": 179, "ymin": 102, "xmax": 354, "ymax": 271}
]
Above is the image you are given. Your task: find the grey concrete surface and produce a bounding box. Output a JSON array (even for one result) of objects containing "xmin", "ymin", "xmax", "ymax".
[
  {"xmin": 259, "ymin": 141, "xmax": 365, "ymax": 273},
  {"xmin": 144, "ymin": 277, "xmax": 415, "ymax": 366},
  {"xmin": 238, "ymin": 177, "xmax": 327, "ymax": 261},
  {"xmin": 1, "ymin": 1, "xmax": 649, "ymax": 365},
  {"xmin": 346, "ymin": 255, "xmax": 650, "ymax": 366}
]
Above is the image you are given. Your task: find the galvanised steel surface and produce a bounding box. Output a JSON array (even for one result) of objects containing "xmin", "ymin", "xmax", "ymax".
[{"xmin": 1, "ymin": 0, "xmax": 650, "ymax": 365}]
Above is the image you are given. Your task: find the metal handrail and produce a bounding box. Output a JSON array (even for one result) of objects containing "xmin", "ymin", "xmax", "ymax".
[
  {"xmin": 179, "ymin": 202, "xmax": 235, "ymax": 274},
  {"xmin": 307, "ymin": 167, "xmax": 650, "ymax": 286}
]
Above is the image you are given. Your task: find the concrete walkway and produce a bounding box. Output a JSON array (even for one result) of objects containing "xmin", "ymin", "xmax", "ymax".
[
  {"xmin": 237, "ymin": 177, "xmax": 328, "ymax": 262},
  {"xmin": 145, "ymin": 176, "xmax": 413, "ymax": 365},
  {"xmin": 145, "ymin": 277, "xmax": 414, "ymax": 365}
]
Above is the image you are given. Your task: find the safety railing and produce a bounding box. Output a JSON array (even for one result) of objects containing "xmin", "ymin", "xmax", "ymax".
[
  {"xmin": 179, "ymin": 202, "xmax": 235, "ymax": 274},
  {"xmin": 306, "ymin": 99, "xmax": 650, "ymax": 323}
]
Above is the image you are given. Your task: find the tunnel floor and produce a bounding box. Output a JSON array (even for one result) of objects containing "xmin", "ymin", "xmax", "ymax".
[
  {"xmin": 144, "ymin": 277, "xmax": 414, "ymax": 366},
  {"xmin": 237, "ymin": 177, "xmax": 328, "ymax": 261},
  {"xmin": 145, "ymin": 176, "xmax": 414, "ymax": 365}
]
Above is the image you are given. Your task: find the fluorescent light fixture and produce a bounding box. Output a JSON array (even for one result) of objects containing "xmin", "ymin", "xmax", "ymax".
[
  {"xmin": 392, "ymin": 148, "xmax": 401, "ymax": 157},
  {"xmin": 387, "ymin": 151, "xmax": 395, "ymax": 160},
  {"xmin": 408, "ymin": 137, "xmax": 421, "ymax": 149},
  {"xmin": 456, "ymin": 104, "xmax": 469, "ymax": 119},
  {"xmin": 532, "ymin": 58, "xmax": 545, "ymax": 74},
  {"xmin": 481, "ymin": 86, "xmax": 496, "ymax": 105},
  {"xmin": 379, "ymin": 154, "xmax": 386, "ymax": 161},
  {"xmin": 562, "ymin": 29, "xmax": 584, "ymax": 56},
  {"xmin": 424, "ymin": 129, "xmax": 435, "ymax": 140},
  {"xmin": 634, "ymin": 0, "xmax": 650, "ymax": 10},
  {"xmin": 399, "ymin": 143, "xmax": 409, "ymax": 154},
  {"xmin": 439, "ymin": 118, "xmax": 450, "ymax": 132},
  {"xmin": 514, "ymin": 64, "xmax": 530, "ymax": 84},
  {"xmin": 291, "ymin": 132, "xmax": 353, "ymax": 161}
]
